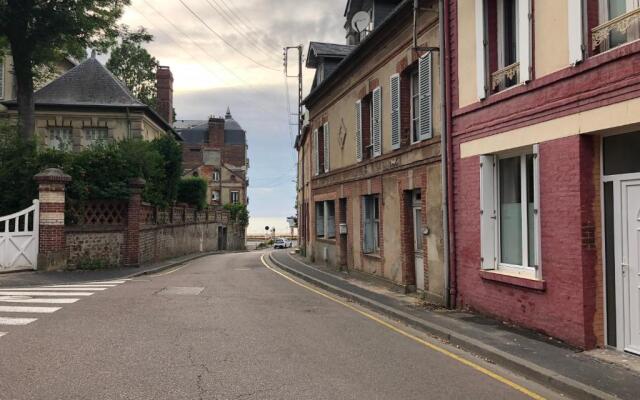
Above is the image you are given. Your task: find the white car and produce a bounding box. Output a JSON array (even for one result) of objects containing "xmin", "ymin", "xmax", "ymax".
[{"xmin": 273, "ymin": 238, "xmax": 293, "ymax": 249}]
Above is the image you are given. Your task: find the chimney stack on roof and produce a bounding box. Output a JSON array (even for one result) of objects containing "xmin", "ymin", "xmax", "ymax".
[{"xmin": 156, "ymin": 66, "xmax": 174, "ymax": 125}]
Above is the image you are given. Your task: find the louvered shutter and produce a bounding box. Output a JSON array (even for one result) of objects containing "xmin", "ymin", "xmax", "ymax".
[
  {"xmin": 323, "ymin": 122, "xmax": 330, "ymax": 173},
  {"xmin": 313, "ymin": 129, "xmax": 319, "ymax": 176},
  {"xmin": 418, "ymin": 52, "xmax": 433, "ymax": 140},
  {"xmin": 480, "ymin": 154, "xmax": 497, "ymax": 270},
  {"xmin": 475, "ymin": 0, "xmax": 486, "ymax": 99},
  {"xmin": 518, "ymin": 0, "xmax": 532, "ymax": 82},
  {"xmin": 390, "ymin": 74, "xmax": 401, "ymax": 150},
  {"xmin": 568, "ymin": 0, "xmax": 583, "ymax": 65},
  {"xmin": 356, "ymin": 100, "xmax": 363, "ymax": 162},
  {"xmin": 372, "ymin": 87, "xmax": 382, "ymax": 157}
]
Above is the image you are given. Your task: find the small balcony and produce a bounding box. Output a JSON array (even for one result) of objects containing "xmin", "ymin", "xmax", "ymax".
[
  {"xmin": 491, "ymin": 62, "xmax": 520, "ymax": 93},
  {"xmin": 592, "ymin": 7, "xmax": 640, "ymax": 53}
]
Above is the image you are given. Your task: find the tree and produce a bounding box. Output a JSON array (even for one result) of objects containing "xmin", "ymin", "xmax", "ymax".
[
  {"xmin": 0, "ymin": 0, "xmax": 129, "ymax": 140},
  {"xmin": 107, "ymin": 27, "xmax": 159, "ymax": 108}
]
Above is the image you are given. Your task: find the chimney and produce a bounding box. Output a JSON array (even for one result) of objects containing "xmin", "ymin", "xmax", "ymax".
[
  {"xmin": 156, "ymin": 66, "xmax": 174, "ymax": 125},
  {"xmin": 207, "ymin": 116, "xmax": 225, "ymax": 149}
]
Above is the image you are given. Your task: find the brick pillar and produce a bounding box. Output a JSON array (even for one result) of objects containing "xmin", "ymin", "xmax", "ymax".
[
  {"xmin": 34, "ymin": 168, "xmax": 71, "ymax": 271},
  {"xmin": 124, "ymin": 178, "xmax": 146, "ymax": 268}
]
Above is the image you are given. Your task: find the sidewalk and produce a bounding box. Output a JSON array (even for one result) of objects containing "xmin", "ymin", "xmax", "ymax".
[
  {"xmin": 269, "ymin": 250, "xmax": 640, "ymax": 400},
  {"xmin": 0, "ymin": 251, "xmax": 237, "ymax": 287}
]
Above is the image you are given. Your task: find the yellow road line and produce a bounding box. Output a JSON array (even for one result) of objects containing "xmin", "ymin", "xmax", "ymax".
[
  {"xmin": 150, "ymin": 263, "xmax": 193, "ymax": 277},
  {"xmin": 261, "ymin": 254, "xmax": 545, "ymax": 400}
]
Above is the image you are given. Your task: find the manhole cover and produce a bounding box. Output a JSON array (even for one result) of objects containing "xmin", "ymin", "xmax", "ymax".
[{"xmin": 159, "ymin": 287, "xmax": 204, "ymax": 296}]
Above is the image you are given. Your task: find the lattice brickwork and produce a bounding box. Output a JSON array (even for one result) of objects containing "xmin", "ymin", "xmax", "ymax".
[{"xmin": 67, "ymin": 201, "xmax": 127, "ymax": 226}]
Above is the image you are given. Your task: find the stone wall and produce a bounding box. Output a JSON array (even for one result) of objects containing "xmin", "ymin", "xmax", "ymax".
[{"xmin": 66, "ymin": 229, "xmax": 124, "ymax": 268}]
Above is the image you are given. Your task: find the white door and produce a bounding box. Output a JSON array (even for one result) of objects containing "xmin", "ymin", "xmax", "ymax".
[
  {"xmin": 622, "ymin": 180, "xmax": 640, "ymax": 354},
  {"xmin": 413, "ymin": 206, "xmax": 425, "ymax": 291}
]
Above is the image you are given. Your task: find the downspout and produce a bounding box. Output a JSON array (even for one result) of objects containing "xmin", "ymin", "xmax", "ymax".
[
  {"xmin": 438, "ymin": 0, "xmax": 452, "ymax": 309},
  {"xmin": 443, "ymin": 0, "xmax": 457, "ymax": 309},
  {"xmin": 413, "ymin": 0, "xmax": 419, "ymax": 50}
]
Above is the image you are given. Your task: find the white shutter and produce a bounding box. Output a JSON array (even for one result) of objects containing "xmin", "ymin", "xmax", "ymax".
[
  {"xmin": 475, "ymin": 0, "xmax": 486, "ymax": 99},
  {"xmin": 480, "ymin": 154, "xmax": 497, "ymax": 270},
  {"xmin": 372, "ymin": 87, "xmax": 382, "ymax": 157},
  {"xmin": 313, "ymin": 128, "xmax": 319, "ymax": 176},
  {"xmin": 356, "ymin": 100, "xmax": 363, "ymax": 162},
  {"xmin": 518, "ymin": 0, "xmax": 532, "ymax": 82},
  {"xmin": 418, "ymin": 52, "xmax": 433, "ymax": 140},
  {"xmin": 532, "ymin": 144, "xmax": 541, "ymax": 275},
  {"xmin": 568, "ymin": 0, "xmax": 584, "ymax": 65},
  {"xmin": 323, "ymin": 122, "xmax": 330, "ymax": 173},
  {"xmin": 390, "ymin": 74, "xmax": 401, "ymax": 150}
]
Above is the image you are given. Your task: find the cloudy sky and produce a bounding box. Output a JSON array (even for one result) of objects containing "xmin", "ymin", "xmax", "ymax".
[{"xmin": 119, "ymin": 0, "xmax": 346, "ymax": 234}]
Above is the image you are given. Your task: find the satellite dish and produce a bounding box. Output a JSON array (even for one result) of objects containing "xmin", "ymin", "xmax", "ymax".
[{"xmin": 351, "ymin": 11, "xmax": 371, "ymax": 33}]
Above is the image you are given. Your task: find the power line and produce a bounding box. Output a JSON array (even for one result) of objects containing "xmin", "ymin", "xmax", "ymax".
[
  {"xmin": 202, "ymin": 0, "xmax": 280, "ymax": 64},
  {"xmin": 177, "ymin": 0, "xmax": 281, "ymax": 72},
  {"xmin": 215, "ymin": 0, "xmax": 282, "ymax": 51}
]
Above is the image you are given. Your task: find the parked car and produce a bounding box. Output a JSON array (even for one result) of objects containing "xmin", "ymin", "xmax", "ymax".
[{"xmin": 273, "ymin": 238, "xmax": 292, "ymax": 249}]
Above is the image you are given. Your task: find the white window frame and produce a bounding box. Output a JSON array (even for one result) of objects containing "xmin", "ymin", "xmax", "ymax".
[
  {"xmin": 323, "ymin": 122, "xmax": 330, "ymax": 172},
  {"xmin": 47, "ymin": 127, "xmax": 73, "ymax": 151},
  {"xmin": 84, "ymin": 127, "xmax": 109, "ymax": 144},
  {"xmin": 213, "ymin": 170, "xmax": 220, "ymax": 182},
  {"xmin": 410, "ymin": 69, "xmax": 420, "ymax": 144},
  {"xmin": 212, "ymin": 190, "xmax": 220, "ymax": 202},
  {"xmin": 480, "ymin": 145, "xmax": 541, "ymax": 279},
  {"xmin": 231, "ymin": 191, "xmax": 240, "ymax": 204},
  {"xmin": 316, "ymin": 201, "xmax": 325, "ymax": 238},
  {"xmin": 313, "ymin": 128, "xmax": 320, "ymax": 176},
  {"xmin": 362, "ymin": 195, "xmax": 380, "ymax": 254},
  {"xmin": 356, "ymin": 100, "xmax": 363, "ymax": 162}
]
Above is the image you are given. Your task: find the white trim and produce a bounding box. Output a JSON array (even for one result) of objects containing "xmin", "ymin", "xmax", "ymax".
[
  {"xmin": 518, "ymin": 0, "xmax": 532, "ymax": 83},
  {"xmin": 356, "ymin": 100, "xmax": 363, "ymax": 162},
  {"xmin": 568, "ymin": 0, "xmax": 585, "ymax": 65},
  {"xmin": 323, "ymin": 122, "xmax": 330, "ymax": 172},
  {"xmin": 475, "ymin": 0, "xmax": 487, "ymax": 99},
  {"xmin": 390, "ymin": 73, "xmax": 401, "ymax": 150}
]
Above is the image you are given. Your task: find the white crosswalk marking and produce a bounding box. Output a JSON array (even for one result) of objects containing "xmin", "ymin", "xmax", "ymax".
[
  {"xmin": 0, "ymin": 317, "xmax": 38, "ymax": 325},
  {"xmin": 0, "ymin": 280, "xmax": 127, "ymax": 339},
  {"xmin": 0, "ymin": 287, "xmax": 107, "ymax": 291},
  {"xmin": 0, "ymin": 297, "xmax": 79, "ymax": 304},
  {"xmin": 0, "ymin": 306, "xmax": 61, "ymax": 313},
  {"xmin": 0, "ymin": 291, "xmax": 95, "ymax": 296}
]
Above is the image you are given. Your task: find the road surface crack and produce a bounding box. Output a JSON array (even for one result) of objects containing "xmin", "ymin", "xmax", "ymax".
[{"xmin": 188, "ymin": 346, "xmax": 211, "ymax": 400}]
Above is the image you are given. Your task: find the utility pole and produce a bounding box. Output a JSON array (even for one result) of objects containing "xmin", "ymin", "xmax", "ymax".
[{"xmin": 284, "ymin": 45, "xmax": 304, "ymax": 252}]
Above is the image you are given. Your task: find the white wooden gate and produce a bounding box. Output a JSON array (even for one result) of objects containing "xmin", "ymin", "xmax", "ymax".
[{"xmin": 0, "ymin": 200, "xmax": 39, "ymax": 272}]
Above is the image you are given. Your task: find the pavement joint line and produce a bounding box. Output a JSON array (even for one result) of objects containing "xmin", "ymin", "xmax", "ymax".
[
  {"xmin": 268, "ymin": 252, "xmax": 617, "ymax": 400},
  {"xmin": 0, "ymin": 317, "xmax": 38, "ymax": 325},
  {"xmin": 0, "ymin": 305, "xmax": 61, "ymax": 313},
  {"xmin": 260, "ymin": 254, "xmax": 546, "ymax": 400}
]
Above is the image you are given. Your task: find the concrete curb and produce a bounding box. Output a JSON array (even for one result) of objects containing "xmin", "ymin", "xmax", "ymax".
[{"xmin": 267, "ymin": 252, "xmax": 616, "ymax": 400}]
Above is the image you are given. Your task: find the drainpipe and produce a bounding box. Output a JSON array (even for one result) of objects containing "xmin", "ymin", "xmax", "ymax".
[
  {"xmin": 413, "ymin": 0, "xmax": 419, "ymax": 50},
  {"xmin": 442, "ymin": 0, "xmax": 457, "ymax": 309}
]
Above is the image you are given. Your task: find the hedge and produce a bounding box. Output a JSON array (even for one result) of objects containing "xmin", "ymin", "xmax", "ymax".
[{"xmin": 177, "ymin": 177, "xmax": 208, "ymax": 210}]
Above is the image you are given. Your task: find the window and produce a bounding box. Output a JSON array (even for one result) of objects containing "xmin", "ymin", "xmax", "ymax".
[
  {"xmin": 315, "ymin": 200, "xmax": 336, "ymax": 240},
  {"xmin": 480, "ymin": 146, "xmax": 540, "ymax": 277},
  {"xmin": 47, "ymin": 127, "xmax": 72, "ymax": 151},
  {"xmin": 593, "ymin": 0, "xmax": 640, "ymax": 53},
  {"xmin": 212, "ymin": 190, "xmax": 220, "ymax": 202},
  {"xmin": 84, "ymin": 127, "xmax": 109, "ymax": 144},
  {"xmin": 313, "ymin": 126, "xmax": 327, "ymax": 175},
  {"xmin": 390, "ymin": 74, "xmax": 401, "ymax": 150},
  {"xmin": 362, "ymin": 195, "xmax": 380, "ymax": 254},
  {"xmin": 326, "ymin": 201, "xmax": 336, "ymax": 239},
  {"xmin": 495, "ymin": 0, "xmax": 520, "ymax": 91},
  {"xmin": 356, "ymin": 88, "xmax": 381, "ymax": 161},
  {"xmin": 410, "ymin": 70, "xmax": 420, "ymax": 143},
  {"xmin": 323, "ymin": 122, "xmax": 330, "ymax": 172},
  {"xmin": 315, "ymin": 202, "xmax": 325, "ymax": 237},
  {"xmin": 408, "ymin": 53, "xmax": 433, "ymax": 144},
  {"xmin": 213, "ymin": 170, "xmax": 220, "ymax": 182},
  {"xmin": 231, "ymin": 191, "xmax": 240, "ymax": 204}
]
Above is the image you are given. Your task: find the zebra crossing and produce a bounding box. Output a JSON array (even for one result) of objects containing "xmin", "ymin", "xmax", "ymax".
[{"xmin": 0, "ymin": 279, "xmax": 129, "ymax": 337}]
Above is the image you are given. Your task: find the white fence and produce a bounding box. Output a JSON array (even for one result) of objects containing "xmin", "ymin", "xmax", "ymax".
[{"xmin": 0, "ymin": 200, "xmax": 39, "ymax": 272}]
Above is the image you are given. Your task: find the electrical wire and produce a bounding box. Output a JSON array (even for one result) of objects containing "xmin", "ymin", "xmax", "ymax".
[
  {"xmin": 215, "ymin": 0, "xmax": 282, "ymax": 51},
  {"xmin": 177, "ymin": 0, "xmax": 281, "ymax": 72}
]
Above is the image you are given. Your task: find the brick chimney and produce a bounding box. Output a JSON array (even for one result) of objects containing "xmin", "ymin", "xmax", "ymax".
[
  {"xmin": 207, "ymin": 117, "xmax": 225, "ymax": 149},
  {"xmin": 156, "ymin": 66, "xmax": 173, "ymax": 125}
]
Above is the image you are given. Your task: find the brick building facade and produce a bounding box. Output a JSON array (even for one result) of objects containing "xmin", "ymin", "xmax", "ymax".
[{"xmin": 448, "ymin": 0, "xmax": 640, "ymax": 352}]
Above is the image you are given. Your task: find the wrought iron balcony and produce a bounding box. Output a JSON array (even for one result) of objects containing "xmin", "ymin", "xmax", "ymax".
[
  {"xmin": 592, "ymin": 7, "xmax": 640, "ymax": 50},
  {"xmin": 491, "ymin": 62, "xmax": 520, "ymax": 91}
]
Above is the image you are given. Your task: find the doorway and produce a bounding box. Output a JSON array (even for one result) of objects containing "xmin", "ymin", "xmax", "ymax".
[{"xmin": 412, "ymin": 190, "xmax": 424, "ymax": 291}]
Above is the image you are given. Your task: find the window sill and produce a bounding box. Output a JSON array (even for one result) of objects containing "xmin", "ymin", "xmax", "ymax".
[
  {"xmin": 317, "ymin": 237, "xmax": 337, "ymax": 244},
  {"xmin": 363, "ymin": 252, "xmax": 383, "ymax": 260},
  {"xmin": 479, "ymin": 270, "xmax": 546, "ymax": 291}
]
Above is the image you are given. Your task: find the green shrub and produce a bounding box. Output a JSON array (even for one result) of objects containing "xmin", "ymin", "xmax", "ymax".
[
  {"xmin": 177, "ymin": 177, "xmax": 208, "ymax": 210},
  {"xmin": 0, "ymin": 125, "xmax": 183, "ymax": 215},
  {"xmin": 224, "ymin": 203, "xmax": 249, "ymax": 227}
]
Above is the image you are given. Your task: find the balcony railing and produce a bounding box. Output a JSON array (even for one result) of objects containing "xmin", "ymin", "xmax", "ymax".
[
  {"xmin": 491, "ymin": 62, "xmax": 520, "ymax": 91},
  {"xmin": 592, "ymin": 7, "xmax": 640, "ymax": 50}
]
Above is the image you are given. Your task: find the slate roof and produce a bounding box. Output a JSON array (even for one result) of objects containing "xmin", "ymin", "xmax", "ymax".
[
  {"xmin": 32, "ymin": 57, "xmax": 145, "ymax": 108},
  {"xmin": 306, "ymin": 42, "xmax": 356, "ymax": 68},
  {"xmin": 174, "ymin": 108, "xmax": 246, "ymax": 146}
]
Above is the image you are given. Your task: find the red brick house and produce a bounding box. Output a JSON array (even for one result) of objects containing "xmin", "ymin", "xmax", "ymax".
[{"xmin": 448, "ymin": 0, "xmax": 640, "ymax": 352}]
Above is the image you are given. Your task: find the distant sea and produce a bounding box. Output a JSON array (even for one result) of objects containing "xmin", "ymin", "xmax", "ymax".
[{"xmin": 248, "ymin": 217, "xmax": 294, "ymax": 236}]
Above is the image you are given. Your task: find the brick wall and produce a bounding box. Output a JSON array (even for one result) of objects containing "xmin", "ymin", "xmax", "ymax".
[{"xmin": 452, "ymin": 135, "xmax": 598, "ymax": 348}]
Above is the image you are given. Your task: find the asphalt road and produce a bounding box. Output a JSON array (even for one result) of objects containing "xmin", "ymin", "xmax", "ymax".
[{"xmin": 0, "ymin": 251, "xmax": 563, "ymax": 399}]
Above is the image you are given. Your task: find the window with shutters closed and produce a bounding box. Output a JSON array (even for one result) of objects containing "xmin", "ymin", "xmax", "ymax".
[
  {"xmin": 362, "ymin": 195, "xmax": 380, "ymax": 254},
  {"xmin": 372, "ymin": 87, "xmax": 382, "ymax": 157},
  {"xmin": 390, "ymin": 74, "xmax": 401, "ymax": 150}
]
